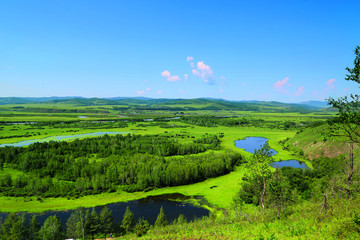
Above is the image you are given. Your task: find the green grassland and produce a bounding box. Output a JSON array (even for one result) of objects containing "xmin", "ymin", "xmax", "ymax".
[
  {"xmin": 0, "ymin": 99, "xmax": 328, "ymax": 212},
  {"xmin": 0, "ymin": 105, "xmax": 316, "ymax": 213}
]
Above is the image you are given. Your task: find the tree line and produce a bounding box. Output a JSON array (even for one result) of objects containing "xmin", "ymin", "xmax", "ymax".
[
  {"xmin": 179, "ymin": 115, "xmax": 324, "ymax": 130},
  {"xmin": 0, "ymin": 205, "xmax": 180, "ymax": 239}
]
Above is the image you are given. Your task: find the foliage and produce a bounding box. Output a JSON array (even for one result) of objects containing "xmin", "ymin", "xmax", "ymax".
[
  {"xmin": 39, "ymin": 215, "xmax": 63, "ymax": 240},
  {"xmin": 241, "ymin": 143, "xmax": 274, "ymax": 208},
  {"xmin": 135, "ymin": 217, "xmax": 151, "ymax": 237},
  {"xmin": 155, "ymin": 206, "xmax": 168, "ymax": 228},
  {"xmin": 29, "ymin": 215, "xmax": 41, "ymax": 240},
  {"xmin": 121, "ymin": 206, "xmax": 135, "ymax": 233},
  {"xmin": 99, "ymin": 206, "xmax": 113, "ymax": 238},
  {"xmin": 0, "ymin": 213, "xmax": 27, "ymax": 240},
  {"xmin": 173, "ymin": 214, "xmax": 187, "ymax": 224},
  {"xmin": 0, "ymin": 133, "xmax": 242, "ymax": 197},
  {"xmin": 326, "ymin": 45, "xmax": 360, "ymax": 199},
  {"xmin": 88, "ymin": 208, "xmax": 100, "ymax": 239}
]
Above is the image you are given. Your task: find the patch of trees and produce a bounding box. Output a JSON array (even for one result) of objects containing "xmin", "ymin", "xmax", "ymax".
[
  {"xmin": 234, "ymin": 143, "xmax": 348, "ymax": 218},
  {"xmin": 14, "ymin": 107, "xmax": 106, "ymax": 114},
  {"xmin": 178, "ymin": 115, "xmax": 325, "ymax": 130},
  {"xmin": 0, "ymin": 134, "xmax": 242, "ymax": 197}
]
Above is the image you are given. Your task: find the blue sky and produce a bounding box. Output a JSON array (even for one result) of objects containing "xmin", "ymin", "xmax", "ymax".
[{"xmin": 0, "ymin": 0, "xmax": 359, "ymax": 102}]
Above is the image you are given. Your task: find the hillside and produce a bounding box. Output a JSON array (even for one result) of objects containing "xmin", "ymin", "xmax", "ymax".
[
  {"xmin": 0, "ymin": 97, "xmax": 323, "ymax": 113},
  {"xmin": 284, "ymin": 124, "xmax": 359, "ymax": 160}
]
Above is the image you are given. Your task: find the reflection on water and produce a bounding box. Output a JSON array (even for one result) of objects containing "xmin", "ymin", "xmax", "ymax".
[
  {"xmin": 271, "ymin": 160, "xmax": 310, "ymax": 169},
  {"xmin": 234, "ymin": 137, "xmax": 277, "ymax": 155},
  {"xmin": 0, "ymin": 193, "xmax": 209, "ymax": 230}
]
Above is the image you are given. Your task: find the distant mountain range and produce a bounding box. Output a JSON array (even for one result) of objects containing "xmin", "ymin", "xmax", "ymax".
[
  {"xmin": 299, "ymin": 101, "xmax": 329, "ymax": 108},
  {"xmin": 0, "ymin": 97, "xmax": 329, "ymax": 113}
]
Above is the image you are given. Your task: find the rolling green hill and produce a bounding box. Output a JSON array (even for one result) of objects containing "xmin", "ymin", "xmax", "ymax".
[{"xmin": 0, "ymin": 97, "xmax": 323, "ymax": 113}]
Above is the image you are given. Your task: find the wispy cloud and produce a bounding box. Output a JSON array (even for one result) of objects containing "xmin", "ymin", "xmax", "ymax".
[
  {"xmin": 137, "ymin": 90, "xmax": 145, "ymax": 95},
  {"xmin": 161, "ymin": 70, "xmax": 181, "ymax": 82},
  {"xmin": 184, "ymin": 74, "xmax": 188, "ymax": 81},
  {"xmin": 326, "ymin": 78, "xmax": 336, "ymax": 89},
  {"xmin": 219, "ymin": 89, "xmax": 224, "ymax": 93},
  {"xmin": 313, "ymin": 78, "xmax": 337, "ymax": 100},
  {"xmin": 146, "ymin": 88, "xmax": 151, "ymax": 92},
  {"xmin": 192, "ymin": 61, "xmax": 216, "ymax": 85},
  {"xmin": 186, "ymin": 56, "xmax": 194, "ymax": 62},
  {"xmin": 157, "ymin": 90, "xmax": 163, "ymax": 94},
  {"xmin": 294, "ymin": 86, "xmax": 304, "ymax": 96},
  {"xmin": 273, "ymin": 77, "xmax": 290, "ymax": 94}
]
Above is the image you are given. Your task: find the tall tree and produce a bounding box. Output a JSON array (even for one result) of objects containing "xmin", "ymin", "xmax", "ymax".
[
  {"xmin": 66, "ymin": 211, "xmax": 80, "ymax": 240},
  {"xmin": 268, "ymin": 168, "xmax": 291, "ymax": 218},
  {"xmin": 29, "ymin": 215, "xmax": 41, "ymax": 240},
  {"xmin": 327, "ymin": 45, "xmax": 360, "ymax": 198},
  {"xmin": 244, "ymin": 143, "xmax": 274, "ymax": 209},
  {"xmin": 121, "ymin": 206, "xmax": 135, "ymax": 233},
  {"xmin": 77, "ymin": 208, "xmax": 90, "ymax": 240},
  {"xmin": 87, "ymin": 208, "xmax": 100, "ymax": 240},
  {"xmin": 39, "ymin": 215, "xmax": 63, "ymax": 240},
  {"xmin": 155, "ymin": 206, "xmax": 168, "ymax": 228},
  {"xmin": 99, "ymin": 206, "xmax": 113, "ymax": 240}
]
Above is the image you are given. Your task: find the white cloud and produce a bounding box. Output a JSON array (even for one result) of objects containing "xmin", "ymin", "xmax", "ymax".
[
  {"xmin": 161, "ymin": 70, "xmax": 181, "ymax": 82},
  {"xmin": 192, "ymin": 61, "xmax": 216, "ymax": 85}
]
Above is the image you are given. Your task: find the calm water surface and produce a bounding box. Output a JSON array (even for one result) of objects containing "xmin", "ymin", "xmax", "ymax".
[
  {"xmin": 271, "ymin": 160, "xmax": 310, "ymax": 169},
  {"xmin": 234, "ymin": 137, "xmax": 277, "ymax": 155},
  {"xmin": 0, "ymin": 193, "xmax": 209, "ymax": 230}
]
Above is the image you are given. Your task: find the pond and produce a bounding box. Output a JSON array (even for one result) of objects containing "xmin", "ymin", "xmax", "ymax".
[
  {"xmin": 0, "ymin": 193, "xmax": 209, "ymax": 230},
  {"xmin": 271, "ymin": 160, "xmax": 310, "ymax": 169},
  {"xmin": 234, "ymin": 137, "xmax": 310, "ymax": 169},
  {"xmin": 0, "ymin": 131, "xmax": 129, "ymax": 147},
  {"xmin": 234, "ymin": 137, "xmax": 277, "ymax": 155}
]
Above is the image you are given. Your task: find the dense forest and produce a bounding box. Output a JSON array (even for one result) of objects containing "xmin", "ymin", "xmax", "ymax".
[{"xmin": 0, "ymin": 133, "xmax": 242, "ymax": 197}]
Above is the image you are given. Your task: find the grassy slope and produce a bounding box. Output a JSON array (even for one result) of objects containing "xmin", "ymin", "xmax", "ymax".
[
  {"xmin": 286, "ymin": 125, "xmax": 359, "ymax": 160},
  {"xmin": 120, "ymin": 198, "xmax": 360, "ymax": 240}
]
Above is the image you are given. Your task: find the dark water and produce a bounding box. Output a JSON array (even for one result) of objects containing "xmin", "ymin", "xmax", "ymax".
[
  {"xmin": 271, "ymin": 160, "xmax": 310, "ymax": 169},
  {"xmin": 0, "ymin": 193, "xmax": 209, "ymax": 230},
  {"xmin": 234, "ymin": 137, "xmax": 277, "ymax": 155}
]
